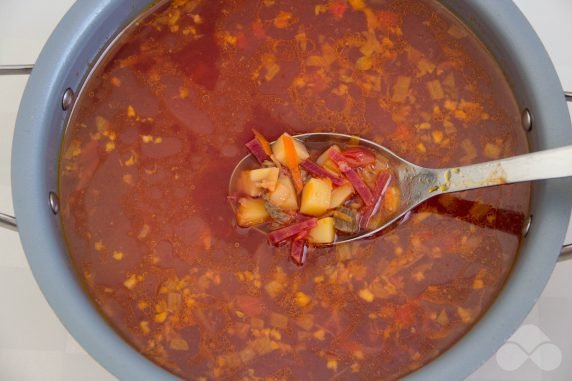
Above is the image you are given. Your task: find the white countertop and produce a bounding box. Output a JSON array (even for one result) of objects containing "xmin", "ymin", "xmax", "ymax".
[{"xmin": 1, "ymin": 1, "xmax": 571, "ymax": 380}]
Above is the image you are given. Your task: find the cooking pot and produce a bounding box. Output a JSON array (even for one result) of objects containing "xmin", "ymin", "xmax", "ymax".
[{"xmin": 1, "ymin": 0, "xmax": 572, "ymax": 379}]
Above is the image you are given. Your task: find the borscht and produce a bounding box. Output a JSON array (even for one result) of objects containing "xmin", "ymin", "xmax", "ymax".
[{"xmin": 59, "ymin": 0, "xmax": 530, "ymax": 379}]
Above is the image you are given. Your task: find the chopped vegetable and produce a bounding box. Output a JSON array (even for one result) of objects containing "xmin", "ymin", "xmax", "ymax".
[
  {"xmin": 300, "ymin": 160, "xmax": 346, "ymax": 186},
  {"xmin": 383, "ymin": 186, "xmax": 400, "ymax": 213},
  {"xmin": 290, "ymin": 231, "xmax": 308, "ymax": 265},
  {"xmin": 233, "ymin": 131, "xmax": 399, "ymax": 254},
  {"xmin": 271, "ymin": 133, "xmax": 310, "ymax": 166},
  {"xmin": 426, "ymin": 80, "xmax": 444, "ymax": 100},
  {"xmin": 483, "ymin": 142, "xmax": 501, "ymax": 159},
  {"xmin": 236, "ymin": 198, "xmax": 270, "ymax": 227},
  {"xmin": 329, "ymin": 182, "xmax": 355, "ymax": 209},
  {"xmin": 341, "ymin": 147, "xmax": 376, "ymax": 168},
  {"xmin": 300, "ymin": 178, "xmax": 332, "ymax": 216},
  {"xmin": 360, "ymin": 172, "xmax": 392, "ymax": 229},
  {"xmin": 392, "ymin": 76, "xmax": 411, "ymax": 102},
  {"xmin": 252, "ymin": 129, "xmax": 273, "ymax": 156},
  {"xmin": 264, "ymin": 200, "xmax": 294, "ymax": 225},
  {"xmin": 307, "ymin": 217, "xmax": 335, "ymax": 244},
  {"xmin": 248, "ymin": 167, "xmax": 280, "ymax": 191},
  {"xmin": 238, "ymin": 171, "xmax": 263, "ymax": 197},
  {"xmin": 322, "ymin": 159, "xmax": 341, "ymax": 176},
  {"xmin": 317, "ymin": 145, "xmax": 341, "ymax": 165},
  {"xmin": 246, "ymin": 137, "xmax": 271, "ymax": 163},
  {"xmin": 282, "ymin": 133, "xmax": 304, "ymax": 193},
  {"xmin": 238, "ymin": 167, "xmax": 279, "ymax": 196},
  {"xmin": 268, "ymin": 175, "xmax": 298, "ymax": 210},
  {"xmin": 329, "ymin": 150, "xmax": 374, "ymax": 206},
  {"xmin": 268, "ymin": 218, "xmax": 318, "ymax": 245},
  {"xmin": 334, "ymin": 207, "xmax": 359, "ymax": 234}
]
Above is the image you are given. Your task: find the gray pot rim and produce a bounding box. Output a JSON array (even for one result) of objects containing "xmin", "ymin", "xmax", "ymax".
[{"xmin": 11, "ymin": 1, "xmax": 572, "ymax": 380}]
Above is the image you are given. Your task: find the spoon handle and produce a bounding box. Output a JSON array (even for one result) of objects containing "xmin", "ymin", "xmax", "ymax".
[{"xmin": 434, "ymin": 144, "xmax": 572, "ymax": 193}]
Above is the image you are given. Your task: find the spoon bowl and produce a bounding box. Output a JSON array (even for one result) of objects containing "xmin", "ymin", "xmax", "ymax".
[{"xmin": 230, "ymin": 132, "xmax": 572, "ymax": 245}]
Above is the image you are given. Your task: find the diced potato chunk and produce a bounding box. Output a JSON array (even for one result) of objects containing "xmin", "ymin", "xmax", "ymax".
[
  {"xmin": 238, "ymin": 171, "xmax": 262, "ymax": 197},
  {"xmin": 248, "ymin": 167, "xmax": 279, "ymax": 191},
  {"xmin": 271, "ymin": 133, "xmax": 310, "ymax": 165},
  {"xmin": 300, "ymin": 178, "xmax": 332, "ymax": 216},
  {"xmin": 236, "ymin": 198, "xmax": 269, "ymax": 227},
  {"xmin": 238, "ymin": 167, "xmax": 279, "ymax": 196},
  {"xmin": 322, "ymin": 159, "xmax": 341, "ymax": 176},
  {"xmin": 316, "ymin": 145, "xmax": 341, "ymax": 165},
  {"xmin": 268, "ymin": 175, "xmax": 298, "ymax": 210},
  {"xmin": 329, "ymin": 183, "xmax": 354, "ymax": 209},
  {"xmin": 307, "ymin": 217, "xmax": 335, "ymax": 244}
]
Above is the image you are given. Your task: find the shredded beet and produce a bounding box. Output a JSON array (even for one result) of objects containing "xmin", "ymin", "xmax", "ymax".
[
  {"xmin": 268, "ymin": 218, "xmax": 317, "ymax": 245},
  {"xmin": 330, "ymin": 151, "xmax": 374, "ymax": 205},
  {"xmin": 300, "ymin": 160, "xmax": 346, "ymax": 186},
  {"xmin": 345, "ymin": 169, "xmax": 374, "ymax": 206},
  {"xmin": 341, "ymin": 147, "xmax": 376, "ymax": 168},
  {"xmin": 245, "ymin": 137, "xmax": 270, "ymax": 163},
  {"xmin": 329, "ymin": 150, "xmax": 351, "ymax": 172},
  {"xmin": 290, "ymin": 231, "xmax": 308, "ymax": 265},
  {"xmin": 295, "ymin": 214, "xmax": 314, "ymax": 222},
  {"xmin": 360, "ymin": 172, "xmax": 392, "ymax": 229}
]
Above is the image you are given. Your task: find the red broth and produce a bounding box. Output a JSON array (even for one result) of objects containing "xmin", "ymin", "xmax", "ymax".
[{"xmin": 59, "ymin": 0, "xmax": 530, "ymax": 379}]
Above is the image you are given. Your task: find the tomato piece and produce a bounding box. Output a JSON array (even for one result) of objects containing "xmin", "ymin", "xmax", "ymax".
[
  {"xmin": 378, "ymin": 10, "xmax": 400, "ymax": 28},
  {"xmin": 395, "ymin": 304, "xmax": 416, "ymax": 326},
  {"xmin": 329, "ymin": 0, "xmax": 348, "ymax": 19}
]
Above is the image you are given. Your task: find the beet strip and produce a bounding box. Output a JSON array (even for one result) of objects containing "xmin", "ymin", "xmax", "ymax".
[
  {"xmin": 341, "ymin": 147, "xmax": 376, "ymax": 168},
  {"xmin": 245, "ymin": 137, "xmax": 270, "ymax": 163},
  {"xmin": 360, "ymin": 172, "xmax": 392, "ymax": 229},
  {"xmin": 290, "ymin": 231, "xmax": 309, "ymax": 266},
  {"xmin": 268, "ymin": 218, "xmax": 317, "ymax": 245},
  {"xmin": 329, "ymin": 151, "xmax": 374, "ymax": 205},
  {"xmin": 294, "ymin": 213, "xmax": 314, "ymax": 222},
  {"xmin": 300, "ymin": 160, "xmax": 346, "ymax": 187}
]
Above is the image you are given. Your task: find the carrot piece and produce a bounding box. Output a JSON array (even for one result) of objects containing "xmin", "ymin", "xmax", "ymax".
[
  {"xmin": 282, "ymin": 134, "xmax": 304, "ymax": 193},
  {"xmin": 252, "ymin": 129, "xmax": 273, "ymax": 156}
]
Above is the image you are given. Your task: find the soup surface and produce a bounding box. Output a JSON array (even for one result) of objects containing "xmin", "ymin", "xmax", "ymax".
[{"xmin": 59, "ymin": 0, "xmax": 530, "ymax": 379}]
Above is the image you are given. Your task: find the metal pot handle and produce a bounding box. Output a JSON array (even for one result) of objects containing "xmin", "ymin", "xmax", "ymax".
[
  {"xmin": 0, "ymin": 213, "xmax": 17, "ymax": 231},
  {"xmin": 560, "ymin": 244, "xmax": 572, "ymax": 262},
  {"xmin": 1, "ymin": 65, "xmax": 33, "ymax": 232},
  {"xmin": 1, "ymin": 64, "xmax": 572, "ymax": 260},
  {"xmin": 0, "ymin": 65, "xmax": 33, "ymax": 75},
  {"xmin": 555, "ymin": 92, "xmax": 571, "ymax": 261}
]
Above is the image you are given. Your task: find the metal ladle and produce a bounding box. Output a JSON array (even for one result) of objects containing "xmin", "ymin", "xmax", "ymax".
[{"xmin": 230, "ymin": 132, "xmax": 572, "ymax": 245}]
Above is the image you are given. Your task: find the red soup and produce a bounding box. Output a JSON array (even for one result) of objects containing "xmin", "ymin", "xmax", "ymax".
[{"xmin": 59, "ymin": 0, "xmax": 530, "ymax": 379}]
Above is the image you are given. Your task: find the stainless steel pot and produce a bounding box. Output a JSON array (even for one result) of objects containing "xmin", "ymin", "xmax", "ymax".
[{"xmin": 1, "ymin": 0, "xmax": 572, "ymax": 379}]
